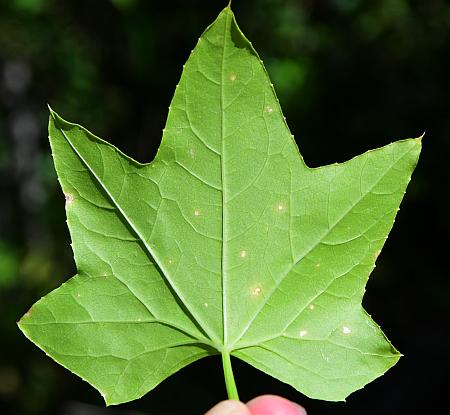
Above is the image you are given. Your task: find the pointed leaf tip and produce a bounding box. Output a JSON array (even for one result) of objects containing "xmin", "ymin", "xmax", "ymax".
[{"xmin": 47, "ymin": 104, "xmax": 56, "ymax": 116}]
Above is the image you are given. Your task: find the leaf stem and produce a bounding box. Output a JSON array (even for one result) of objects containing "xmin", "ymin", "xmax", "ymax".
[{"xmin": 221, "ymin": 351, "xmax": 239, "ymax": 400}]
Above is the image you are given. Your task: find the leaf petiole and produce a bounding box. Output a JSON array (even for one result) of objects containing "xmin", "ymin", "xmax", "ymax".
[{"xmin": 221, "ymin": 351, "xmax": 239, "ymax": 400}]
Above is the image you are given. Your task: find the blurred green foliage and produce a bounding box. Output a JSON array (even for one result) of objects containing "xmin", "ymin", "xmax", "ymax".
[{"xmin": 1, "ymin": 0, "xmax": 449, "ymax": 414}]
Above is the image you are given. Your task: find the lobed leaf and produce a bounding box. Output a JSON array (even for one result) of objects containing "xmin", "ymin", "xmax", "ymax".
[{"xmin": 18, "ymin": 6, "xmax": 421, "ymax": 405}]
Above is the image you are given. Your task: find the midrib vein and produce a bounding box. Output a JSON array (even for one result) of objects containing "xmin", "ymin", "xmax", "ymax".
[
  {"xmin": 221, "ymin": 11, "xmax": 231, "ymax": 349},
  {"xmin": 54, "ymin": 118, "xmax": 220, "ymax": 346}
]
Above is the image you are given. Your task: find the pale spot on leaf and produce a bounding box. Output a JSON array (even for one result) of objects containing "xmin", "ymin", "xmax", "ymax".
[
  {"xmin": 239, "ymin": 250, "xmax": 248, "ymax": 258},
  {"xmin": 229, "ymin": 73, "xmax": 237, "ymax": 81},
  {"xmin": 342, "ymin": 326, "xmax": 352, "ymax": 334},
  {"xmin": 64, "ymin": 193, "xmax": 74, "ymax": 203},
  {"xmin": 299, "ymin": 330, "xmax": 307, "ymax": 337},
  {"xmin": 277, "ymin": 203, "xmax": 286, "ymax": 213},
  {"xmin": 308, "ymin": 304, "xmax": 315, "ymax": 310},
  {"xmin": 204, "ymin": 303, "xmax": 208, "ymax": 308},
  {"xmin": 265, "ymin": 106, "xmax": 273, "ymax": 114},
  {"xmin": 194, "ymin": 210, "xmax": 201, "ymax": 217},
  {"xmin": 252, "ymin": 286, "xmax": 262, "ymax": 296}
]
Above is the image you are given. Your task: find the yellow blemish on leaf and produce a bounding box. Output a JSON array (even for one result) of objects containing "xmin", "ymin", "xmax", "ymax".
[{"xmin": 252, "ymin": 286, "xmax": 262, "ymax": 296}]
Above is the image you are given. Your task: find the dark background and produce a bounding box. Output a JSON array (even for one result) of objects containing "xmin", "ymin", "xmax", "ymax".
[{"xmin": 0, "ymin": 0, "xmax": 449, "ymax": 414}]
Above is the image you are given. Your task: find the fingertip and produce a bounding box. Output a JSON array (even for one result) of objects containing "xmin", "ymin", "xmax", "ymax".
[
  {"xmin": 205, "ymin": 400, "xmax": 252, "ymax": 415},
  {"xmin": 246, "ymin": 395, "xmax": 307, "ymax": 415}
]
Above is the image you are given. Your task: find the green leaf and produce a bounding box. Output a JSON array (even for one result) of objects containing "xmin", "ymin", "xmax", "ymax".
[{"xmin": 18, "ymin": 6, "xmax": 421, "ymax": 405}]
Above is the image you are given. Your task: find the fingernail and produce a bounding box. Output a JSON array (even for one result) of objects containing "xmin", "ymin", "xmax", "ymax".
[{"xmin": 207, "ymin": 400, "xmax": 247, "ymax": 415}]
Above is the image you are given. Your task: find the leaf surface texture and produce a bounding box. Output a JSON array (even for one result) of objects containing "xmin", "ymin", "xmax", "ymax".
[{"xmin": 19, "ymin": 7, "xmax": 421, "ymax": 405}]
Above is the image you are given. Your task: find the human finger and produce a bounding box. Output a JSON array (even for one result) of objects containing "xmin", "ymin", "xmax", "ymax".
[
  {"xmin": 205, "ymin": 400, "xmax": 252, "ymax": 415},
  {"xmin": 246, "ymin": 395, "xmax": 307, "ymax": 415}
]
